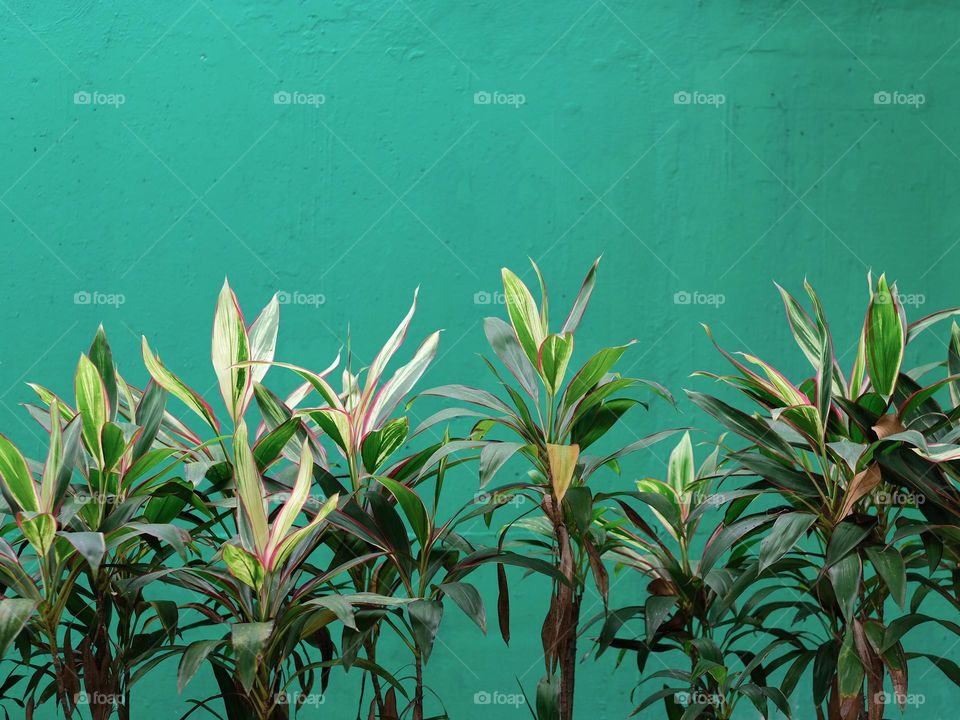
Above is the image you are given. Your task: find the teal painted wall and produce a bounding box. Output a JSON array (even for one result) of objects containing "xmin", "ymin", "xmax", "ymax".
[{"xmin": 2, "ymin": 1, "xmax": 958, "ymax": 717}]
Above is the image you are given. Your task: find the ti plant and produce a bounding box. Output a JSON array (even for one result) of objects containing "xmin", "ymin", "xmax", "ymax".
[
  {"xmin": 596, "ymin": 432, "xmax": 792, "ymax": 720},
  {"xmin": 261, "ymin": 289, "xmax": 538, "ymax": 719},
  {"xmin": 688, "ymin": 275, "xmax": 960, "ymax": 719},
  {"xmin": 0, "ymin": 327, "xmax": 207, "ymax": 719},
  {"xmin": 420, "ymin": 258, "xmax": 677, "ymax": 720},
  {"xmin": 139, "ymin": 281, "xmax": 369, "ymax": 720}
]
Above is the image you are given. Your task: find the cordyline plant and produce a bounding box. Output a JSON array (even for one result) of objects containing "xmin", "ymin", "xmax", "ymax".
[
  {"xmin": 136, "ymin": 282, "xmax": 380, "ymax": 720},
  {"xmin": 255, "ymin": 288, "xmax": 548, "ymax": 719},
  {"xmin": 596, "ymin": 432, "xmax": 794, "ymax": 719},
  {"xmin": 0, "ymin": 327, "xmax": 209, "ymax": 719},
  {"xmin": 419, "ymin": 258, "xmax": 677, "ymax": 720},
  {"xmin": 688, "ymin": 274, "xmax": 960, "ymax": 719}
]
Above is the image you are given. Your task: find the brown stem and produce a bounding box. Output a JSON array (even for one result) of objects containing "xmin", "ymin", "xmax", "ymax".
[{"xmin": 413, "ymin": 652, "xmax": 424, "ymax": 720}]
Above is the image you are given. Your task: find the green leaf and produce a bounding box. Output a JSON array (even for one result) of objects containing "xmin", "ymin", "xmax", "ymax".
[
  {"xmin": 563, "ymin": 344, "xmax": 632, "ymax": 411},
  {"xmin": 546, "ymin": 443, "xmax": 579, "ymax": 502},
  {"xmin": 837, "ymin": 627, "xmax": 864, "ymax": 705},
  {"xmin": 248, "ymin": 294, "xmax": 280, "ymax": 384},
  {"xmin": 949, "ymin": 322, "xmax": 960, "ymax": 406},
  {"xmin": 686, "ymin": 391, "xmax": 796, "ymax": 461},
  {"xmin": 39, "ymin": 400, "xmax": 63, "ymax": 511},
  {"xmin": 212, "ymin": 279, "xmax": 252, "ymax": 421},
  {"xmin": 828, "ymin": 553, "xmax": 862, "ymax": 622},
  {"xmin": 132, "ymin": 382, "xmax": 167, "ymax": 460},
  {"xmin": 501, "ymin": 267, "xmax": 546, "ymax": 367},
  {"xmin": 479, "ymin": 442, "xmax": 524, "ymax": 488},
  {"xmin": 826, "ymin": 522, "xmax": 871, "ymax": 566},
  {"xmin": 700, "ymin": 515, "xmax": 772, "ymax": 574},
  {"xmin": 407, "ymin": 599, "xmax": 443, "ymax": 664},
  {"xmin": 667, "ymin": 432, "xmax": 694, "ymax": 496},
  {"xmin": 440, "ymin": 582, "xmax": 487, "ymax": 633},
  {"xmin": 562, "ymin": 257, "xmax": 600, "ymax": 334},
  {"xmin": 0, "ymin": 599, "xmax": 36, "ymax": 659},
  {"xmin": 864, "ymin": 546, "xmax": 906, "ymax": 608},
  {"xmin": 484, "ymin": 317, "xmax": 539, "ymax": 400},
  {"xmin": 0, "ymin": 434, "xmax": 37, "ymax": 512},
  {"xmin": 865, "ymin": 274, "xmax": 904, "ymax": 399},
  {"xmin": 88, "ymin": 326, "xmax": 118, "ymax": 420},
  {"xmin": 233, "ymin": 421, "xmax": 269, "ymax": 558},
  {"xmin": 223, "ymin": 542, "xmax": 264, "ymax": 590},
  {"xmin": 758, "ymin": 512, "xmax": 816, "ymax": 572},
  {"xmin": 361, "ymin": 418, "xmax": 409, "ymax": 474},
  {"xmin": 142, "ymin": 337, "xmax": 220, "ymax": 432},
  {"xmin": 373, "ymin": 475, "xmax": 429, "ymax": 548},
  {"xmin": 61, "ymin": 531, "xmax": 106, "ymax": 576},
  {"xmin": 75, "ymin": 354, "xmax": 109, "ymax": 466},
  {"xmin": 366, "ymin": 331, "xmax": 440, "ymax": 432},
  {"xmin": 645, "ymin": 595, "xmax": 676, "ymax": 641},
  {"xmin": 177, "ymin": 639, "xmax": 224, "ymax": 693},
  {"xmin": 231, "ymin": 622, "xmax": 273, "ymax": 691},
  {"xmin": 536, "ymin": 675, "xmax": 561, "ymax": 720},
  {"xmin": 806, "ymin": 280, "xmax": 834, "ymax": 429},
  {"xmin": 538, "ymin": 334, "xmax": 574, "ymax": 395},
  {"xmin": 17, "ymin": 513, "xmax": 56, "ymax": 558}
]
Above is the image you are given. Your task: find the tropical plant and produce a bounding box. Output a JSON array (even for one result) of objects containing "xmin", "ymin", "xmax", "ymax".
[
  {"xmin": 418, "ymin": 258, "xmax": 678, "ymax": 720},
  {"xmin": 688, "ymin": 275, "xmax": 960, "ymax": 719},
  {"xmin": 0, "ymin": 327, "xmax": 210, "ymax": 719},
  {"xmin": 595, "ymin": 432, "xmax": 793, "ymax": 719}
]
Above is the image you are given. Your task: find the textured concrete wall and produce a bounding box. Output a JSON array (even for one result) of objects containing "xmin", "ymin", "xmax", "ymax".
[{"xmin": 1, "ymin": 1, "xmax": 958, "ymax": 717}]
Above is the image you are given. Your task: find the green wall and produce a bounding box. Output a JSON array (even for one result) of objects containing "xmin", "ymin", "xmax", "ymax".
[{"xmin": 2, "ymin": 1, "xmax": 957, "ymax": 717}]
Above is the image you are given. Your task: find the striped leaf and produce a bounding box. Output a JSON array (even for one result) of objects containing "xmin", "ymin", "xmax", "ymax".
[
  {"xmin": 501, "ymin": 267, "xmax": 546, "ymax": 367},
  {"xmin": 75, "ymin": 354, "xmax": 109, "ymax": 466},
  {"xmin": 865, "ymin": 274, "xmax": 904, "ymax": 399},
  {"xmin": 212, "ymin": 279, "xmax": 252, "ymax": 421}
]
